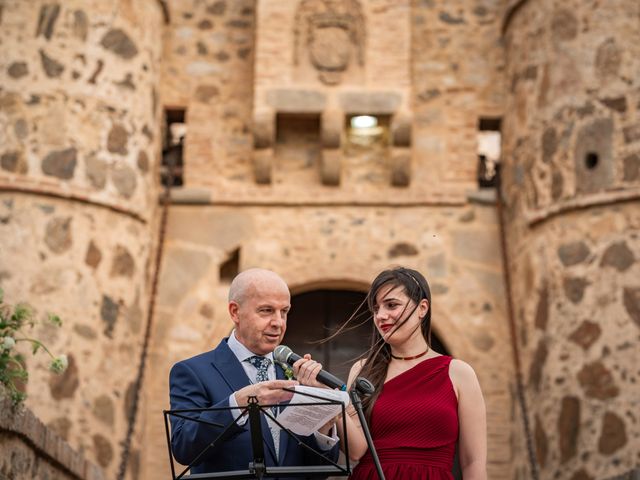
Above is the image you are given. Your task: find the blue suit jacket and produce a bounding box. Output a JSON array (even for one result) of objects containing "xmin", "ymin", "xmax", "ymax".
[{"xmin": 169, "ymin": 339, "xmax": 339, "ymax": 477}]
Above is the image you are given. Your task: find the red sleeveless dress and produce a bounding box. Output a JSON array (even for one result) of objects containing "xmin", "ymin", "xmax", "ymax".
[{"xmin": 350, "ymin": 356, "xmax": 458, "ymax": 479}]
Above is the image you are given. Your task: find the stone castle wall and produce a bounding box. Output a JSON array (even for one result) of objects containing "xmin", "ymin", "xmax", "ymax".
[
  {"xmin": 501, "ymin": 0, "xmax": 640, "ymax": 478},
  {"xmin": 0, "ymin": 0, "xmax": 164, "ymax": 477}
]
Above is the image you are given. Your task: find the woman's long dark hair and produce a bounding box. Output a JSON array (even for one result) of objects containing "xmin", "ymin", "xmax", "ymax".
[{"xmin": 357, "ymin": 267, "xmax": 432, "ymax": 421}]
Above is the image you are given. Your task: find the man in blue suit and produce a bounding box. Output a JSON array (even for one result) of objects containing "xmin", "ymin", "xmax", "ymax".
[{"xmin": 169, "ymin": 268, "xmax": 339, "ymax": 477}]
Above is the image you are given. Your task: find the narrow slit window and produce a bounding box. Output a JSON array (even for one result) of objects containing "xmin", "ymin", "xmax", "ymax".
[
  {"xmin": 477, "ymin": 117, "xmax": 502, "ymax": 188},
  {"xmin": 161, "ymin": 108, "xmax": 186, "ymax": 187}
]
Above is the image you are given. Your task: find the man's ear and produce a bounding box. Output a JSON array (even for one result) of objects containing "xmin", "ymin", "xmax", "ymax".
[{"xmin": 228, "ymin": 301, "xmax": 240, "ymax": 325}]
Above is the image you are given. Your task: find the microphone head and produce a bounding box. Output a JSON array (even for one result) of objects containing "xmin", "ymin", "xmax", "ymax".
[{"xmin": 273, "ymin": 345, "xmax": 292, "ymax": 364}]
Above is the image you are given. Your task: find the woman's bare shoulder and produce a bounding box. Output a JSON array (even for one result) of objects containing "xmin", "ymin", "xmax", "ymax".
[{"xmin": 449, "ymin": 358, "xmax": 480, "ymax": 390}]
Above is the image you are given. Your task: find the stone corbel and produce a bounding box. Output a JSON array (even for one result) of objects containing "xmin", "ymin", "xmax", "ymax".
[
  {"xmin": 252, "ymin": 108, "xmax": 275, "ymax": 184},
  {"xmin": 390, "ymin": 110, "xmax": 412, "ymax": 186},
  {"xmin": 320, "ymin": 109, "xmax": 343, "ymax": 186}
]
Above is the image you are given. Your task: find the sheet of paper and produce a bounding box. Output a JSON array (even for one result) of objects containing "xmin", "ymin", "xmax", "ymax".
[{"xmin": 276, "ymin": 386, "xmax": 350, "ymax": 436}]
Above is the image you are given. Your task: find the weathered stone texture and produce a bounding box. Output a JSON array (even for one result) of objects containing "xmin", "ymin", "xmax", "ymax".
[
  {"xmin": 557, "ymin": 241, "xmax": 590, "ymax": 266},
  {"xmin": 92, "ymin": 433, "xmax": 114, "ymax": 468},
  {"xmin": 623, "ymin": 287, "xmax": 640, "ymax": 327},
  {"xmin": 502, "ymin": 1, "xmax": 639, "ymax": 478},
  {"xmin": 106, "ymin": 124, "xmax": 129, "ymax": 154},
  {"xmin": 48, "ymin": 353, "xmax": 79, "ymax": 400},
  {"xmin": 101, "ymin": 295, "xmax": 119, "ymax": 338},
  {"xmin": 100, "ymin": 29, "xmax": 139, "ymax": 59},
  {"xmin": 85, "ymin": 240, "xmax": 102, "ymax": 268},
  {"xmin": 42, "ymin": 148, "xmax": 77, "ymax": 179},
  {"xmin": 568, "ymin": 321, "xmax": 601, "ymax": 350},
  {"xmin": 578, "ymin": 361, "xmax": 620, "ymax": 399},
  {"xmin": 110, "ymin": 246, "xmax": 135, "ymax": 277},
  {"xmin": 600, "ymin": 241, "xmax": 634, "ymax": 272},
  {"xmin": 44, "ymin": 216, "xmax": 72, "ymax": 253},
  {"xmin": 7, "ymin": 61, "xmax": 28, "ymax": 78},
  {"xmin": 598, "ymin": 411, "xmax": 627, "ymax": 455},
  {"xmin": 558, "ymin": 396, "xmax": 580, "ymax": 463},
  {"xmin": 36, "ymin": 4, "xmax": 61, "ymax": 40},
  {"xmin": 92, "ymin": 395, "xmax": 115, "ymax": 426},
  {"xmin": 1, "ymin": 151, "xmax": 27, "ymax": 174}
]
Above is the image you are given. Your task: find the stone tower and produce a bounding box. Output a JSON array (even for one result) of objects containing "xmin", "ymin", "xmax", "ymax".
[
  {"xmin": 501, "ymin": 0, "xmax": 640, "ymax": 478},
  {"xmin": 0, "ymin": 0, "xmax": 165, "ymax": 477}
]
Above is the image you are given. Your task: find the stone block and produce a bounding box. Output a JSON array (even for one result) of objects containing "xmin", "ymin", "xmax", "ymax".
[
  {"xmin": 36, "ymin": 4, "xmax": 60, "ymax": 40},
  {"xmin": 598, "ymin": 411, "xmax": 627, "ymax": 455},
  {"xmin": 266, "ymin": 89, "xmax": 326, "ymax": 113},
  {"xmin": 253, "ymin": 109, "xmax": 275, "ymax": 149},
  {"xmin": 39, "ymin": 49, "xmax": 64, "ymax": 77},
  {"xmin": 320, "ymin": 149, "xmax": 341, "ymax": 186},
  {"xmin": 42, "ymin": 148, "xmax": 77, "ymax": 179},
  {"xmin": 339, "ymin": 91, "xmax": 402, "ymax": 114},
  {"xmin": 100, "ymin": 28, "xmax": 138, "ymax": 59},
  {"xmin": 111, "ymin": 163, "xmax": 137, "ymax": 198},
  {"xmin": 321, "ymin": 110, "xmax": 343, "ymax": 149},
  {"xmin": 452, "ymin": 229, "xmax": 500, "ymax": 265},
  {"xmin": 253, "ymin": 148, "xmax": 273, "ymax": 184},
  {"xmin": 165, "ymin": 208, "xmax": 253, "ymax": 250},
  {"xmin": 574, "ymin": 118, "xmax": 613, "ymax": 194},
  {"xmin": 156, "ymin": 247, "xmax": 212, "ymax": 306},
  {"xmin": 391, "ymin": 111, "xmax": 412, "ymax": 147},
  {"xmin": 558, "ymin": 396, "xmax": 580, "ymax": 463},
  {"xmin": 390, "ymin": 148, "xmax": 411, "ymax": 187}
]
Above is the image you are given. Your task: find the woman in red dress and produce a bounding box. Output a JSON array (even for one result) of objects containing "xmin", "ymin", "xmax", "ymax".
[{"xmin": 297, "ymin": 267, "xmax": 487, "ymax": 479}]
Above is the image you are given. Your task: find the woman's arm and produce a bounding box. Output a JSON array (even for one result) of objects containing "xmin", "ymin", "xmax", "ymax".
[
  {"xmin": 334, "ymin": 359, "xmax": 370, "ymax": 461},
  {"xmin": 450, "ymin": 359, "xmax": 487, "ymax": 480}
]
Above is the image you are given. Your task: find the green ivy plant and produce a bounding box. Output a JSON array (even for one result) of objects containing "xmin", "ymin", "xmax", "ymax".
[{"xmin": 0, "ymin": 288, "xmax": 68, "ymax": 406}]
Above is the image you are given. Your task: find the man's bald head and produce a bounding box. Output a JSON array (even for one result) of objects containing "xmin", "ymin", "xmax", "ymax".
[{"xmin": 228, "ymin": 268, "xmax": 289, "ymax": 304}]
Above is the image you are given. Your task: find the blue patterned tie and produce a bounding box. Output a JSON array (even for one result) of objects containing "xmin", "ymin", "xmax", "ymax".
[{"xmin": 247, "ymin": 355, "xmax": 271, "ymax": 383}]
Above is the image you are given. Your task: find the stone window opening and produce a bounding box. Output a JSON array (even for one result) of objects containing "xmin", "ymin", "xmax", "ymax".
[
  {"xmin": 219, "ymin": 248, "xmax": 240, "ymax": 283},
  {"xmin": 275, "ymin": 113, "xmax": 321, "ymax": 146},
  {"xmin": 477, "ymin": 117, "xmax": 502, "ymax": 188},
  {"xmin": 346, "ymin": 114, "xmax": 390, "ymax": 150},
  {"xmin": 161, "ymin": 108, "xmax": 185, "ymax": 187}
]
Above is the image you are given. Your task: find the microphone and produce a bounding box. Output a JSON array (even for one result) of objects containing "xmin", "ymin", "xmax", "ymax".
[{"xmin": 274, "ymin": 345, "xmax": 347, "ymax": 391}]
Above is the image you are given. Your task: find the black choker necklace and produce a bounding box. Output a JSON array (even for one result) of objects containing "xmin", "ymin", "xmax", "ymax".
[{"xmin": 390, "ymin": 348, "xmax": 429, "ymax": 361}]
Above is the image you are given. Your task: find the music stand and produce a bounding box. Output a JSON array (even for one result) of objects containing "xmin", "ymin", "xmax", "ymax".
[{"xmin": 164, "ymin": 388, "xmax": 351, "ymax": 479}]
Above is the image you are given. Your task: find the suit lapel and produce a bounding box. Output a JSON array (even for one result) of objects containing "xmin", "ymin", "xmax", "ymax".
[{"xmin": 209, "ymin": 340, "xmax": 278, "ymax": 464}]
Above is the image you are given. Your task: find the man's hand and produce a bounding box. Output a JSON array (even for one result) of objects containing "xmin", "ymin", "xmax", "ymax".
[
  {"xmin": 292, "ymin": 354, "xmax": 327, "ymax": 389},
  {"xmin": 234, "ymin": 379, "xmax": 298, "ymax": 407}
]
